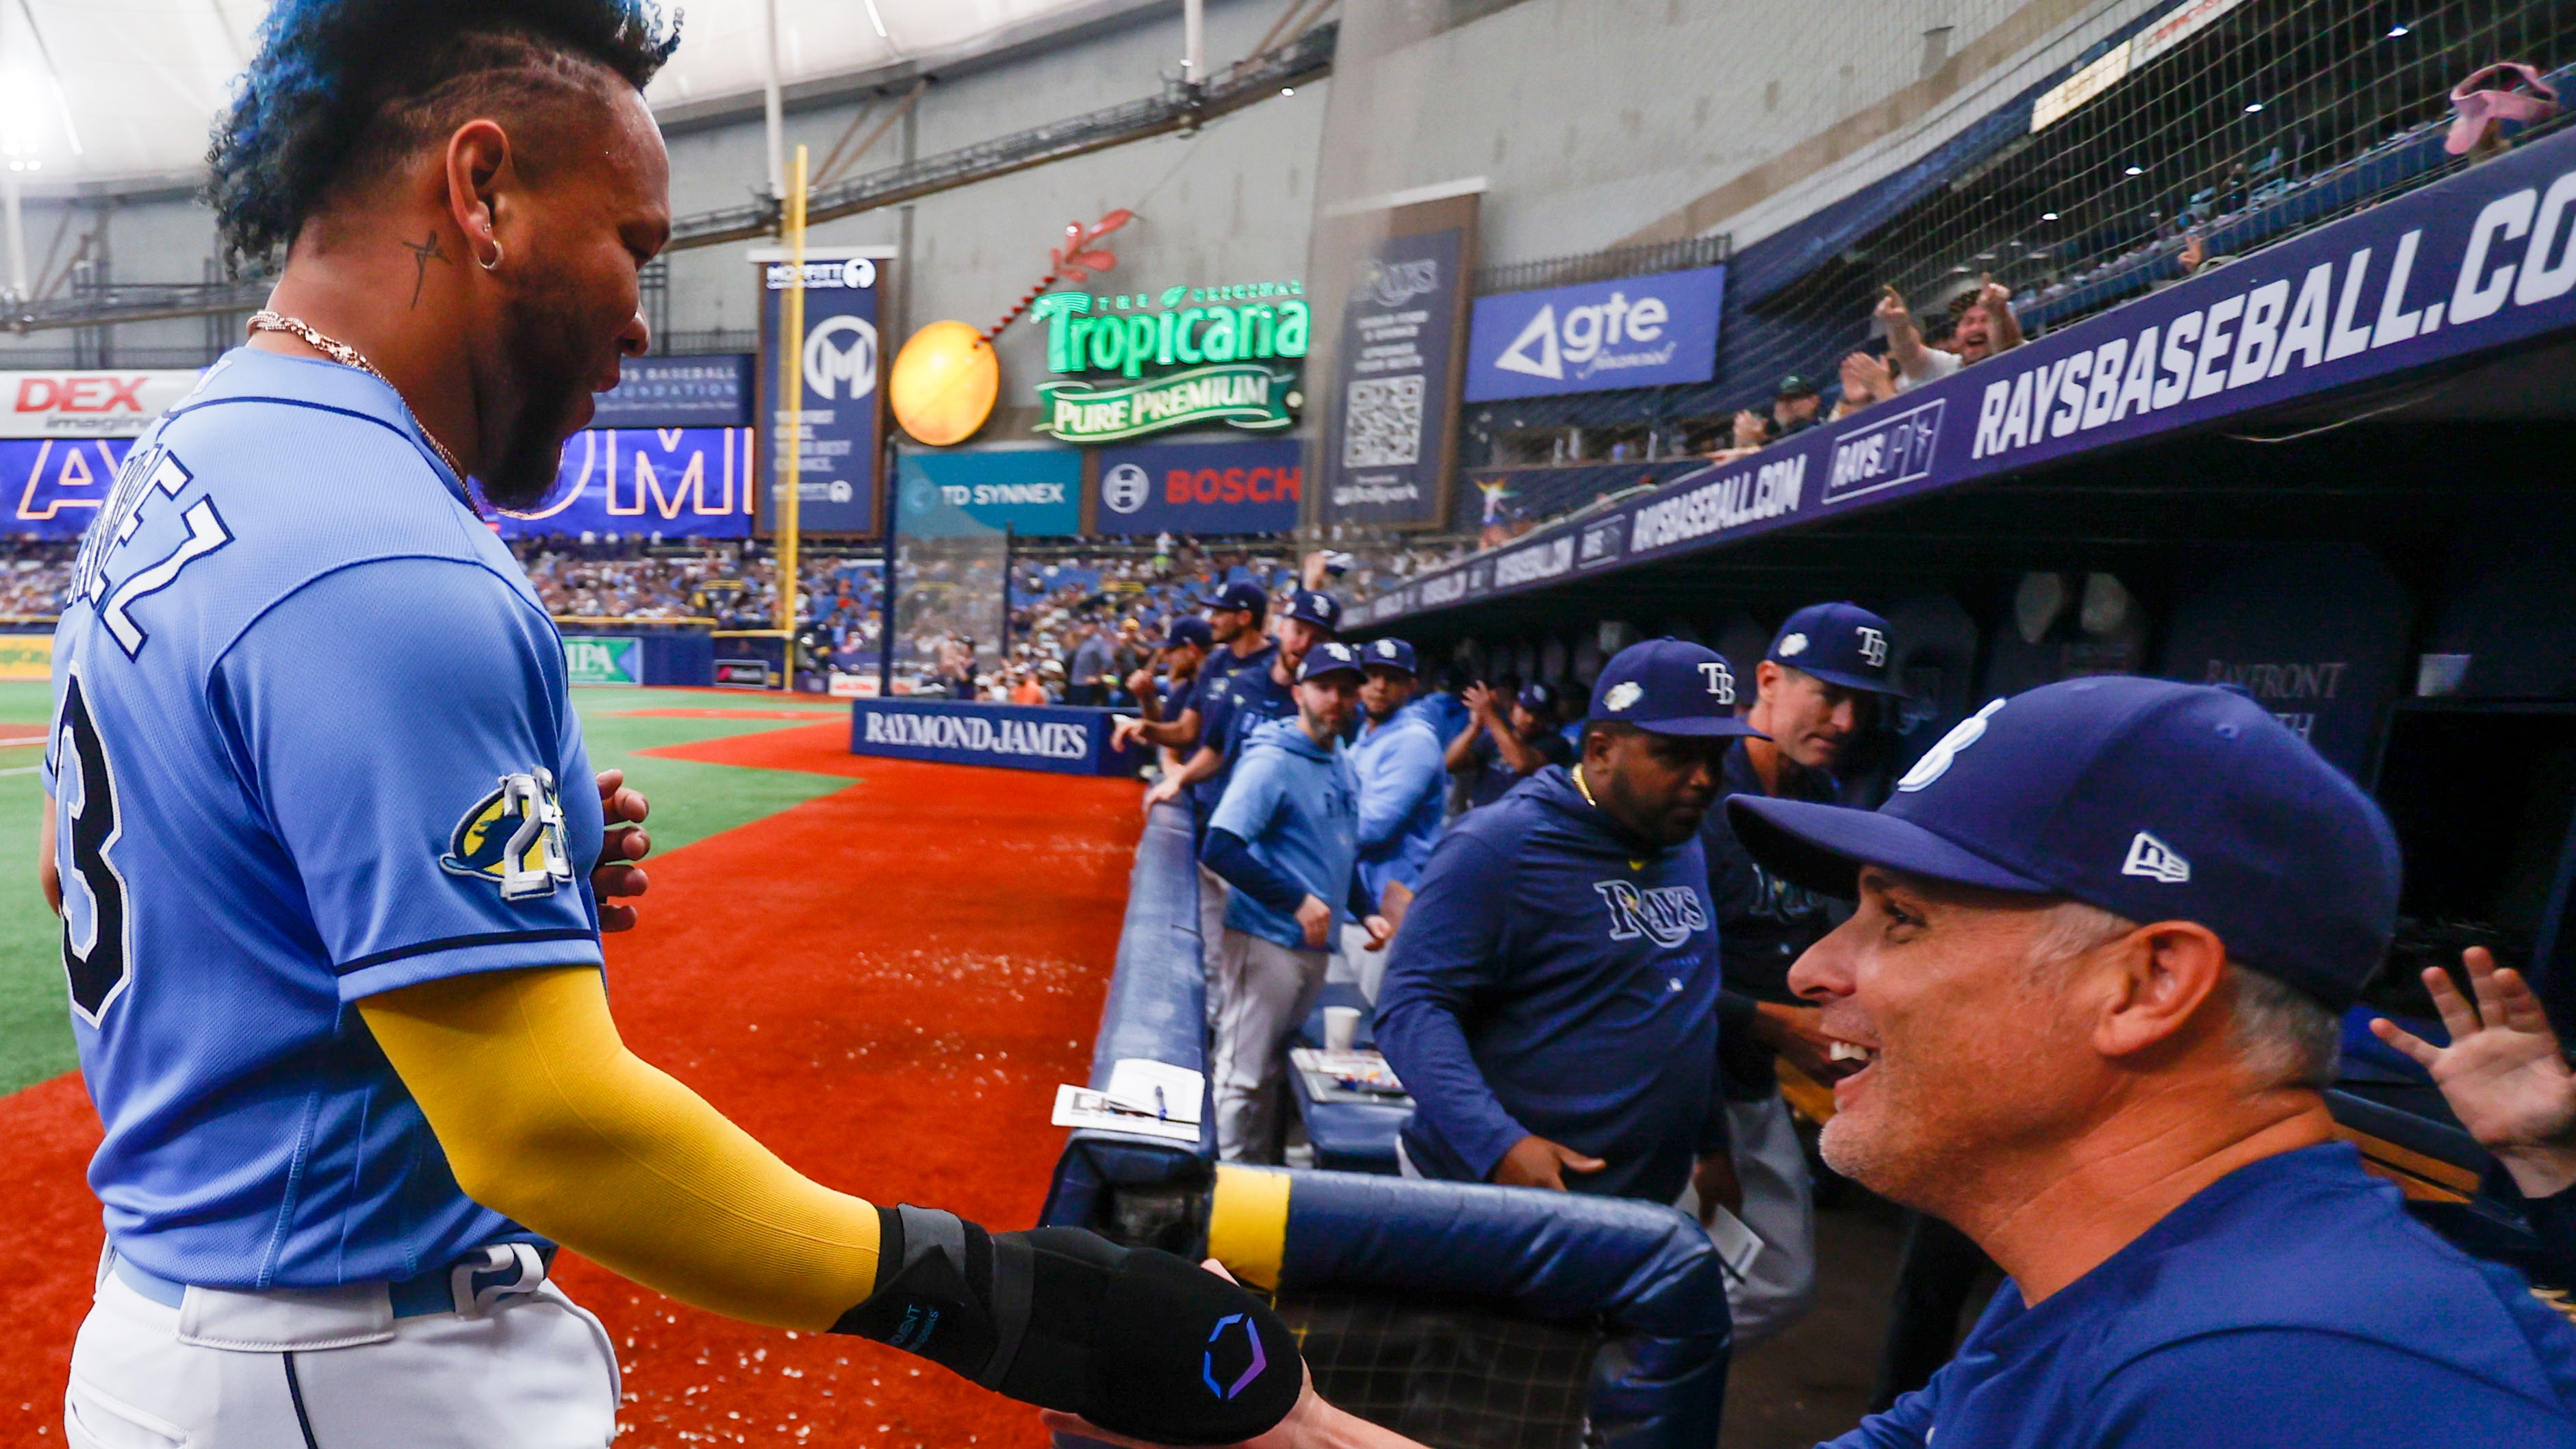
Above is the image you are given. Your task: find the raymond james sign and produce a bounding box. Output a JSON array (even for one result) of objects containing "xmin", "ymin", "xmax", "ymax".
[
  {"xmin": 1369, "ymin": 126, "xmax": 2576, "ymax": 624},
  {"xmin": 850, "ymin": 700, "xmax": 1149, "ymax": 776},
  {"xmin": 1030, "ymin": 281, "xmax": 1307, "ymax": 444}
]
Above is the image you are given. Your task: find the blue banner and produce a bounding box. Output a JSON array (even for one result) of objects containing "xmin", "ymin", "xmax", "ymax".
[
  {"xmin": 1093, "ymin": 438, "xmax": 1302, "ymax": 536},
  {"xmin": 4, "ymin": 437, "xmax": 132, "ymax": 539},
  {"xmin": 850, "ymin": 699, "xmax": 1147, "ymax": 775},
  {"xmin": 1464, "ymin": 265, "xmax": 1727, "ymax": 402},
  {"xmin": 758, "ymin": 250, "xmax": 889, "ymax": 533},
  {"xmin": 495, "ymin": 427, "xmax": 755, "ymax": 538},
  {"xmin": 895, "ymin": 448, "xmax": 1082, "ymax": 537},
  {"xmin": 1361, "ymin": 127, "xmax": 2576, "ymax": 628},
  {"xmin": 590, "ymin": 354, "xmax": 753, "ymax": 428}
]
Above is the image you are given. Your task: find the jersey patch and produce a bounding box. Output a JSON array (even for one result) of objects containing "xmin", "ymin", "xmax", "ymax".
[{"xmin": 441, "ymin": 771, "xmax": 575, "ymax": 901}]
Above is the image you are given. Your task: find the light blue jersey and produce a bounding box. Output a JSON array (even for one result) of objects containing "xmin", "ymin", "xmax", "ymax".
[
  {"xmin": 1351, "ymin": 704, "xmax": 1445, "ymax": 903},
  {"xmin": 46, "ymin": 348, "xmax": 605, "ymax": 1291}
]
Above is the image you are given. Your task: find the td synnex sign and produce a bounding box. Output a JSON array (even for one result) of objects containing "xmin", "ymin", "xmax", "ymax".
[{"xmin": 1465, "ymin": 265, "xmax": 1726, "ymax": 401}]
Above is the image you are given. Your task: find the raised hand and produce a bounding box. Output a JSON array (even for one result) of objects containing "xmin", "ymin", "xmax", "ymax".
[{"xmin": 2372, "ymin": 947, "xmax": 2576, "ymax": 1198}]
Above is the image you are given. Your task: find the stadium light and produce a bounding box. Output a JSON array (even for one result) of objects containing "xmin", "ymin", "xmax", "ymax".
[
  {"xmin": 2041, "ymin": 211, "xmax": 2060, "ymax": 220},
  {"xmin": 2386, "ymin": 23, "xmax": 2411, "ymax": 38},
  {"xmin": 2244, "ymin": 102, "xmax": 2265, "ymax": 113},
  {"xmin": 2125, "ymin": 164, "xmax": 2145, "ymax": 176}
]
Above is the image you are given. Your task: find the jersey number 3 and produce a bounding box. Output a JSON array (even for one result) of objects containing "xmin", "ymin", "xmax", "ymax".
[{"xmin": 56, "ymin": 674, "xmax": 130, "ymax": 1025}]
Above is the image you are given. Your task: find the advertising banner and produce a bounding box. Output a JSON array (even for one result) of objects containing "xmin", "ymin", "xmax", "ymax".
[
  {"xmin": 1321, "ymin": 227, "xmax": 1466, "ymax": 528},
  {"xmin": 5, "ymin": 437, "xmax": 131, "ymax": 539},
  {"xmin": 589, "ymin": 355, "xmax": 753, "ymax": 428},
  {"xmin": 895, "ymin": 448, "xmax": 1082, "ymax": 538},
  {"xmin": 1, "ymin": 371, "xmax": 199, "ymax": 438},
  {"xmin": 754, "ymin": 247, "xmax": 891, "ymax": 534},
  {"xmin": 0, "ymin": 635, "xmax": 51, "ymax": 676},
  {"xmin": 1463, "ymin": 266, "xmax": 1726, "ymax": 401},
  {"xmin": 560, "ymin": 635, "xmax": 646, "ymax": 686},
  {"xmin": 493, "ymin": 427, "xmax": 755, "ymax": 539},
  {"xmin": 1093, "ymin": 438, "xmax": 1302, "ymax": 536},
  {"xmin": 1030, "ymin": 281, "xmax": 1308, "ymax": 446},
  {"xmin": 1368, "ymin": 126, "xmax": 2576, "ymax": 627},
  {"xmin": 850, "ymin": 698, "xmax": 1149, "ymax": 775}
]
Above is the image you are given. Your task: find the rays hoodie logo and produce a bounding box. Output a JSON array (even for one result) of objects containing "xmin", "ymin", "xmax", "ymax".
[{"xmin": 1594, "ymin": 880, "xmax": 1708, "ymax": 947}]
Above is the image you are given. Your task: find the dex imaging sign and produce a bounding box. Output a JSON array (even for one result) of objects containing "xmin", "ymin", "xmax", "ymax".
[{"xmin": 1464, "ymin": 266, "xmax": 1726, "ymax": 401}]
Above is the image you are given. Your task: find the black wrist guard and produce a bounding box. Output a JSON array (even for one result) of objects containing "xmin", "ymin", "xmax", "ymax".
[{"xmin": 834, "ymin": 1205, "xmax": 1302, "ymax": 1445}]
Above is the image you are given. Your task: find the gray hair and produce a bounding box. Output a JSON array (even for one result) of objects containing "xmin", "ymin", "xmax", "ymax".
[{"xmin": 2026, "ymin": 901, "xmax": 2340, "ymax": 1090}]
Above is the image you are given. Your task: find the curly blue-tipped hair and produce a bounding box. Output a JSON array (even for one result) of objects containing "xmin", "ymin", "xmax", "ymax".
[{"xmin": 206, "ymin": 0, "xmax": 681, "ymax": 267}]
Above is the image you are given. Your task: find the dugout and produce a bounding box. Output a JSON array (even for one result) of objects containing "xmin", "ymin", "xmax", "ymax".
[{"xmin": 1347, "ymin": 132, "xmax": 2576, "ymax": 1276}]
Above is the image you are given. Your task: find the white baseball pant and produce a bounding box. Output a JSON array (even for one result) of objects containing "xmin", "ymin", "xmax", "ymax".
[
  {"xmin": 1208, "ymin": 927, "xmax": 1328, "ymax": 1163},
  {"xmin": 66, "ymin": 1249, "xmax": 620, "ymax": 1448}
]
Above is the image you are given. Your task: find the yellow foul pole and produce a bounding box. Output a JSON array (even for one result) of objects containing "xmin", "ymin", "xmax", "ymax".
[{"xmin": 776, "ymin": 144, "xmax": 808, "ymax": 672}]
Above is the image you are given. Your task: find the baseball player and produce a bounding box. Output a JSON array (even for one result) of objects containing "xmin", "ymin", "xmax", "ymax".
[
  {"xmin": 1200, "ymin": 642, "xmax": 1390, "ymax": 1162},
  {"xmin": 1376, "ymin": 639, "xmax": 1755, "ymax": 1207},
  {"xmin": 1700, "ymin": 602, "xmax": 1907, "ymax": 1342},
  {"xmin": 1446, "ymin": 679, "xmax": 1574, "ymax": 810},
  {"xmin": 42, "ymin": 7, "xmax": 1299, "ymax": 1446},
  {"xmin": 1344, "ymin": 637, "xmax": 1446, "ymax": 1001}
]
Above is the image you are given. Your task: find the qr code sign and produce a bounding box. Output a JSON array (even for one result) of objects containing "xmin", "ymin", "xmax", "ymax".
[{"xmin": 1342, "ymin": 376, "xmax": 1424, "ymax": 469}]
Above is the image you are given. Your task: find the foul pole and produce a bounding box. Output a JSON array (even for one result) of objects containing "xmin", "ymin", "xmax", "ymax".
[{"xmin": 776, "ymin": 144, "xmax": 808, "ymax": 685}]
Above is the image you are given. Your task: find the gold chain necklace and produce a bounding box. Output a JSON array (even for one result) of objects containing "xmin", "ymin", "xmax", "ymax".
[{"xmin": 246, "ymin": 311, "xmax": 467, "ymax": 483}]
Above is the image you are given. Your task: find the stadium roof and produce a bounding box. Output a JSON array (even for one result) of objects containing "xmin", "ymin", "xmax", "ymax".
[{"xmin": 0, "ymin": 0, "xmax": 1138, "ymax": 191}]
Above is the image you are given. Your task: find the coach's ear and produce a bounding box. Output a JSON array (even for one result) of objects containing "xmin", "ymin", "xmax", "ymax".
[{"xmin": 2089, "ymin": 919, "xmax": 2227, "ymax": 1060}]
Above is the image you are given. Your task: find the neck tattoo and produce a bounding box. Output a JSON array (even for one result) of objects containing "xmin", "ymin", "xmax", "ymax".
[{"xmin": 400, "ymin": 230, "xmax": 450, "ymax": 309}]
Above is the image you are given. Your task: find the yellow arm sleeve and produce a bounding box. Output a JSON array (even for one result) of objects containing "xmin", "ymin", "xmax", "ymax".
[{"xmin": 358, "ymin": 965, "xmax": 880, "ymax": 1332}]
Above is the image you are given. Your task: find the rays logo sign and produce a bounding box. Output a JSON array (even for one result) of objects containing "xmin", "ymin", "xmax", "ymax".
[{"xmin": 442, "ymin": 770, "xmax": 575, "ymax": 902}]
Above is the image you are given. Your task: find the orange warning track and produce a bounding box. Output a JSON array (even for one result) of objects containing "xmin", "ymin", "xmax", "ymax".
[{"xmin": 0, "ymin": 721, "xmax": 1143, "ymax": 1449}]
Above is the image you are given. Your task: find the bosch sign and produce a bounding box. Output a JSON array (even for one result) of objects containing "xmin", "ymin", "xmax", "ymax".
[
  {"xmin": 3, "ymin": 372, "xmax": 201, "ymax": 438},
  {"xmin": 1093, "ymin": 439, "xmax": 1302, "ymax": 535}
]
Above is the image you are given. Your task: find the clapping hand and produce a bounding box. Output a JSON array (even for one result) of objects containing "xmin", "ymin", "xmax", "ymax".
[{"xmin": 2372, "ymin": 947, "xmax": 2576, "ymax": 1198}]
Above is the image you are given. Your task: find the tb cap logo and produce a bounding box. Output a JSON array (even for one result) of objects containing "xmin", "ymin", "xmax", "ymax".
[
  {"xmin": 1696, "ymin": 659, "xmax": 1736, "ymax": 705},
  {"xmin": 1856, "ymin": 626, "xmax": 1887, "ymax": 667}
]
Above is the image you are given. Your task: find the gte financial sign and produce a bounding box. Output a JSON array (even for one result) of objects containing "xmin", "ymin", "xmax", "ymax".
[
  {"xmin": 1465, "ymin": 265, "xmax": 1726, "ymax": 402},
  {"xmin": 1031, "ymin": 281, "xmax": 1308, "ymax": 444}
]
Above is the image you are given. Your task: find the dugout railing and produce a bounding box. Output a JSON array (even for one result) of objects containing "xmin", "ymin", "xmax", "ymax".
[{"xmin": 1043, "ymin": 801, "xmax": 1731, "ymax": 1449}]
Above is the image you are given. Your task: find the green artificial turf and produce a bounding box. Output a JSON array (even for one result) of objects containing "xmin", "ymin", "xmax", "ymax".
[{"xmin": 0, "ymin": 682, "xmax": 856, "ymax": 1095}]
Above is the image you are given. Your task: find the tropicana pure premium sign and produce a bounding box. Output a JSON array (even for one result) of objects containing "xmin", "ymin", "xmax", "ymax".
[{"xmin": 1029, "ymin": 282, "xmax": 1308, "ymax": 444}]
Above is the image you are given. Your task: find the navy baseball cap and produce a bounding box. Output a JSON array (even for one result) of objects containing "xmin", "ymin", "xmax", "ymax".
[
  {"xmin": 1201, "ymin": 581, "xmax": 1268, "ymax": 615},
  {"xmin": 1162, "ymin": 616, "xmax": 1214, "ymax": 650},
  {"xmin": 1517, "ymin": 681, "xmax": 1561, "ymax": 715},
  {"xmin": 1297, "ymin": 641, "xmax": 1365, "ymax": 683},
  {"xmin": 1726, "ymin": 676, "xmax": 2401, "ymax": 1010},
  {"xmin": 1587, "ymin": 639, "xmax": 1768, "ymax": 739},
  {"xmin": 1360, "ymin": 637, "xmax": 1418, "ymax": 676},
  {"xmin": 1768, "ymin": 602, "xmax": 1903, "ymax": 695},
  {"xmin": 1284, "ymin": 589, "xmax": 1342, "ymax": 634}
]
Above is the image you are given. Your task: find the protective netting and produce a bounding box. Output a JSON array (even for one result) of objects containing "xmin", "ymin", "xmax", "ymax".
[
  {"xmin": 1271, "ymin": 1291, "xmax": 1605, "ymax": 1449},
  {"xmin": 890, "ymin": 532, "xmax": 1012, "ymax": 695},
  {"xmin": 1318, "ymin": 0, "xmax": 2576, "ymax": 593}
]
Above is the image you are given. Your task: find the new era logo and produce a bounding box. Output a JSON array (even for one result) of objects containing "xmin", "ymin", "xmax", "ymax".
[{"xmin": 2122, "ymin": 832, "xmax": 2191, "ymax": 884}]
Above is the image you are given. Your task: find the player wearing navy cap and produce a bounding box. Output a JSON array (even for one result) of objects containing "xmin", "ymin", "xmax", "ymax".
[
  {"xmin": 1726, "ymin": 676, "xmax": 2576, "ymax": 1448},
  {"xmin": 1702, "ymin": 601, "xmax": 1907, "ymax": 1342},
  {"xmin": 1344, "ymin": 637, "xmax": 1446, "ymax": 1001},
  {"xmin": 1119, "ymin": 615, "xmax": 1212, "ymax": 766},
  {"xmin": 40, "ymin": 6, "xmax": 1303, "ymax": 1446},
  {"xmin": 1378, "ymin": 640, "xmax": 1757, "ymax": 1208},
  {"xmin": 1200, "ymin": 642, "xmax": 1389, "ymax": 1161}
]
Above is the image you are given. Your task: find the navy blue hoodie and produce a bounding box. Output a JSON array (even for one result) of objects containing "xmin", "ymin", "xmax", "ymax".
[{"xmin": 1375, "ymin": 765, "xmax": 1728, "ymax": 1203}]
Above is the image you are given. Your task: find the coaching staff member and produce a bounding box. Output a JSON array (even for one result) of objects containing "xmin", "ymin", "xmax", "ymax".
[
  {"xmin": 1347, "ymin": 637, "xmax": 1446, "ymax": 999},
  {"xmin": 38, "ymin": 5, "xmax": 1299, "ymax": 1446},
  {"xmin": 1377, "ymin": 640, "xmax": 1756, "ymax": 1205},
  {"xmin": 1704, "ymin": 602, "xmax": 1905, "ymax": 1342},
  {"xmin": 1055, "ymin": 677, "xmax": 2576, "ymax": 1449},
  {"xmin": 1729, "ymin": 677, "xmax": 2576, "ymax": 1446}
]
